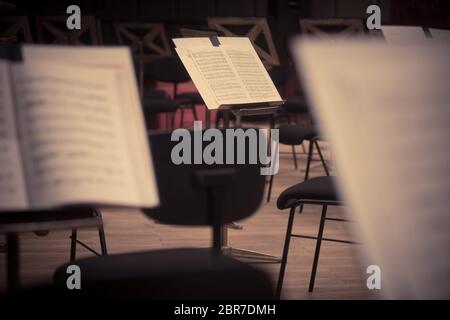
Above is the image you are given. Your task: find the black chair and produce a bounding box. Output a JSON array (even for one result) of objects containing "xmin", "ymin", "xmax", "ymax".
[
  {"xmin": 266, "ymin": 124, "xmax": 329, "ymax": 202},
  {"xmin": 51, "ymin": 130, "xmax": 274, "ymax": 299},
  {"xmin": 275, "ymin": 176, "xmax": 357, "ymax": 298},
  {"xmin": 144, "ymin": 56, "xmax": 201, "ymax": 127},
  {"xmin": 0, "ymin": 208, "xmax": 106, "ymax": 292},
  {"xmin": 141, "ymin": 90, "xmax": 181, "ymax": 129}
]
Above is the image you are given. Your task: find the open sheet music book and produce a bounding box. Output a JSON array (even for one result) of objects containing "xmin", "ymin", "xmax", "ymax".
[
  {"xmin": 0, "ymin": 46, "xmax": 159, "ymax": 211},
  {"xmin": 292, "ymin": 39, "xmax": 450, "ymax": 299},
  {"xmin": 173, "ymin": 37, "xmax": 283, "ymax": 110}
]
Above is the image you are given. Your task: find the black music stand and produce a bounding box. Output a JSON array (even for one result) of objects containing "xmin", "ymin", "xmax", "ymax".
[{"xmin": 207, "ymin": 101, "xmax": 284, "ymax": 263}]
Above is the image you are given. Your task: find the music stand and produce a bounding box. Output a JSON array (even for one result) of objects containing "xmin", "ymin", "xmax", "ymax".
[{"xmin": 212, "ymin": 101, "xmax": 284, "ymax": 263}]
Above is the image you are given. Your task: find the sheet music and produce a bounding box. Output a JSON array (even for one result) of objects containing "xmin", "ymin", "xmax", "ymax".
[
  {"xmin": 381, "ymin": 26, "xmax": 428, "ymax": 43},
  {"xmin": 22, "ymin": 45, "xmax": 159, "ymax": 208},
  {"xmin": 176, "ymin": 46, "xmax": 249, "ymax": 108},
  {"xmin": 174, "ymin": 37, "xmax": 282, "ymax": 109},
  {"xmin": 225, "ymin": 47, "xmax": 278, "ymax": 100},
  {"xmin": 429, "ymin": 28, "xmax": 450, "ymax": 41},
  {"xmin": 11, "ymin": 62, "xmax": 146, "ymax": 208},
  {"xmin": 293, "ymin": 39, "xmax": 450, "ymax": 298},
  {"xmin": 0, "ymin": 61, "xmax": 28, "ymax": 210}
]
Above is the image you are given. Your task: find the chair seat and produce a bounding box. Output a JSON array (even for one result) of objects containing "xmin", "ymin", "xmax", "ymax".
[
  {"xmin": 277, "ymin": 176, "xmax": 338, "ymax": 209},
  {"xmin": 279, "ymin": 124, "xmax": 317, "ymax": 145},
  {"xmin": 53, "ymin": 248, "xmax": 273, "ymax": 300},
  {"xmin": 142, "ymin": 98, "xmax": 180, "ymax": 113},
  {"xmin": 143, "ymin": 89, "xmax": 167, "ymax": 99},
  {"xmin": 283, "ymin": 96, "xmax": 309, "ymax": 114},
  {"xmin": 176, "ymin": 92, "xmax": 204, "ymax": 105}
]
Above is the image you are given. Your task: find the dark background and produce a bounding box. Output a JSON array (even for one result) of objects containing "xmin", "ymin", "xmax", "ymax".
[
  {"xmin": 2, "ymin": 0, "xmax": 449, "ymax": 60},
  {"xmin": 4, "ymin": 0, "xmax": 450, "ymax": 31}
]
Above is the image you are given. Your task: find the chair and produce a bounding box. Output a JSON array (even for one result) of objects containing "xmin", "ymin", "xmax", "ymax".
[
  {"xmin": 179, "ymin": 27, "xmax": 220, "ymax": 38},
  {"xmin": 266, "ymin": 124, "xmax": 329, "ymax": 202},
  {"xmin": 35, "ymin": 15, "xmax": 101, "ymax": 45},
  {"xmin": 0, "ymin": 16, "xmax": 33, "ymax": 43},
  {"xmin": 113, "ymin": 23, "xmax": 172, "ymax": 95},
  {"xmin": 207, "ymin": 17, "xmax": 280, "ymax": 69},
  {"xmin": 141, "ymin": 90, "xmax": 181, "ymax": 129},
  {"xmin": 50, "ymin": 130, "xmax": 274, "ymax": 299},
  {"xmin": 144, "ymin": 56, "xmax": 199, "ymax": 127},
  {"xmin": 299, "ymin": 19, "xmax": 365, "ymax": 37},
  {"xmin": 275, "ymin": 176, "xmax": 357, "ymax": 298},
  {"xmin": 0, "ymin": 208, "xmax": 106, "ymax": 292}
]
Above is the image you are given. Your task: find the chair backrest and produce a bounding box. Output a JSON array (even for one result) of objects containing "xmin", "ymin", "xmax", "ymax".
[
  {"xmin": 0, "ymin": 16, "xmax": 33, "ymax": 43},
  {"xmin": 114, "ymin": 22, "xmax": 172, "ymax": 61},
  {"xmin": 207, "ymin": 17, "xmax": 280, "ymax": 68},
  {"xmin": 0, "ymin": 1, "xmax": 16, "ymax": 11},
  {"xmin": 36, "ymin": 15, "xmax": 100, "ymax": 45},
  {"xmin": 143, "ymin": 130, "xmax": 266, "ymax": 226},
  {"xmin": 143, "ymin": 55, "xmax": 191, "ymax": 84},
  {"xmin": 179, "ymin": 27, "xmax": 219, "ymax": 38},
  {"xmin": 299, "ymin": 19, "xmax": 365, "ymax": 37}
]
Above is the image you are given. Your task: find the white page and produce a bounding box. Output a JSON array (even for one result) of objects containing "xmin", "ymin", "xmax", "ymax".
[
  {"xmin": 174, "ymin": 37, "xmax": 282, "ymax": 109},
  {"xmin": 429, "ymin": 28, "xmax": 450, "ymax": 41},
  {"xmin": 11, "ymin": 62, "xmax": 148, "ymax": 208},
  {"xmin": 293, "ymin": 39, "xmax": 450, "ymax": 299},
  {"xmin": 176, "ymin": 46, "xmax": 249, "ymax": 109},
  {"xmin": 22, "ymin": 45, "xmax": 159, "ymax": 208},
  {"xmin": 223, "ymin": 38, "xmax": 281, "ymax": 102},
  {"xmin": 381, "ymin": 26, "xmax": 428, "ymax": 43},
  {"xmin": 0, "ymin": 61, "xmax": 28, "ymax": 210}
]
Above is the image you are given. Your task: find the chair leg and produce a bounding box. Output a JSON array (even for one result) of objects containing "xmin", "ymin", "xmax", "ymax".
[
  {"xmin": 309, "ymin": 205, "xmax": 328, "ymax": 292},
  {"xmin": 95, "ymin": 209, "xmax": 108, "ymax": 255},
  {"xmin": 98, "ymin": 226, "xmax": 107, "ymax": 255},
  {"xmin": 70, "ymin": 229, "xmax": 77, "ymax": 261},
  {"xmin": 180, "ymin": 107, "xmax": 185, "ymax": 128},
  {"xmin": 190, "ymin": 104, "xmax": 198, "ymax": 121},
  {"xmin": 304, "ymin": 140, "xmax": 314, "ymax": 181},
  {"xmin": 267, "ymin": 174, "xmax": 274, "ymax": 202},
  {"xmin": 313, "ymin": 140, "xmax": 330, "ymax": 176},
  {"xmin": 276, "ymin": 206, "xmax": 297, "ymax": 299},
  {"xmin": 170, "ymin": 111, "xmax": 176, "ymax": 129},
  {"xmin": 299, "ymin": 141, "xmax": 314, "ymax": 213},
  {"xmin": 301, "ymin": 142, "xmax": 306, "ymax": 154},
  {"xmin": 291, "ymin": 145, "xmax": 298, "ymax": 169}
]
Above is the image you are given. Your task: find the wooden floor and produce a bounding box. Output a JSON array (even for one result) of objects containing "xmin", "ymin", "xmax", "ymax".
[{"xmin": 0, "ymin": 142, "xmax": 383, "ymax": 299}]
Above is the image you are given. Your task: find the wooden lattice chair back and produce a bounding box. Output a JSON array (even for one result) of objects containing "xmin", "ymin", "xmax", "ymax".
[
  {"xmin": 114, "ymin": 22, "xmax": 172, "ymax": 61},
  {"xmin": 0, "ymin": 16, "xmax": 32, "ymax": 43},
  {"xmin": 179, "ymin": 27, "xmax": 219, "ymax": 38},
  {"xmin": 207, "ymin": 17, "xmax": 280, "ymax": 68},
  {"xmin": 299, "ymin": 19, "xmax": 365, "ymax": 38},
  {"xmin": 36, "ymin": 15, "xmax": 100, "ymax": 45}
]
